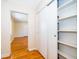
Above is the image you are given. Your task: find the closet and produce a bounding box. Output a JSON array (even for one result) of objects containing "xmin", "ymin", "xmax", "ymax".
[
  {"xmin": 35, "ymin": 0, "xmax": 77, "ymax": 59},
  {"xmin": 57, "ymin": 0, "xmax": 77, "ymax": 59}
]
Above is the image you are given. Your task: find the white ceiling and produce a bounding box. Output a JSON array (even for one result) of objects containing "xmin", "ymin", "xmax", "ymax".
[{"xmin": 8, "ymin": 0, "xmax": 41, "ymax": 9}]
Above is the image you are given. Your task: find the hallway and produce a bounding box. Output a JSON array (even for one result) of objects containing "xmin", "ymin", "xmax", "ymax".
[
  {"xmin": 2, "ymin": 36, "xmax": 44, "ymax": 59},
  {"xmin": 1, "ymin": 0, "xmax": 77, "ymax": 59}
]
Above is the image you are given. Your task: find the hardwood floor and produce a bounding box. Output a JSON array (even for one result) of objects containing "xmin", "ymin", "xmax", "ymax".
[
  {"xmin": 2, "ymin": 56, "xmax": 10, "ymax": 59},
  {"xmin": 11, "ymin": 36, "xmax": 28, "ymax": 53},
  {"xmin": 11, "ymin": 50, "xmax": 44, "ymax": 59},
  {"xmin": 2, "ymin": 36, "xmax": 45, "ymax": 59}
]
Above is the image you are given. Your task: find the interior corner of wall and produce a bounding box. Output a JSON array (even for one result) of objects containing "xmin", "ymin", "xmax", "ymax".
[{"xmin": 1, "ymin": 52, "xmax": 10, "ymax": 58}]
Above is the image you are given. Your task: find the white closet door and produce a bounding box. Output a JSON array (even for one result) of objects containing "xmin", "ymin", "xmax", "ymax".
[
  {"xmin": 46, "ymin": 0, "xmax": 57, "ymax": 59},
  {"xmin": 38, "ymin": 0, "xmax": 57, "ymax": 59}
]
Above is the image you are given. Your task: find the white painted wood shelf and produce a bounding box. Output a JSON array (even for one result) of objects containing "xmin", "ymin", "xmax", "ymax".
[
  {"xmin": 58, "ymin": 0, "xmax": 75, "ymax": 10},
  {"xmin": 58, "ymin": 30, "xmax": 77, "ymax": 33},
  {"xmin": 58, "ymin": 50, "xmax": 75, "ymax": 59},
  {"xmin": 58, "ymin": 14, "xmax": 77, "ymax": 21},
  {"xmin": 58, "ymin": 41, "xmax": 77, "ymax": 48}
]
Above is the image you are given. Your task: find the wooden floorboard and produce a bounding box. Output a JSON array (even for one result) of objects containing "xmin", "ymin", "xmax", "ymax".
[{"xmin": 2, "ymin": 56, "xmax": 10, "ymax": 59}]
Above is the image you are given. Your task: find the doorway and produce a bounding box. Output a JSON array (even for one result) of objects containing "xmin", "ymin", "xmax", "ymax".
[{"xmin": 11, "ymin": 11, "xmax": 28, "ymax": 38}]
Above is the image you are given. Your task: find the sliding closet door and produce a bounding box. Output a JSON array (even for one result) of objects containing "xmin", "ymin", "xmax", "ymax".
[{"xmin": 38, "ymin": 0, "xmax": 57, "ymax": 59}]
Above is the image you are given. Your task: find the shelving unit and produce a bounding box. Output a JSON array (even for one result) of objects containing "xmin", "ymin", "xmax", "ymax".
[{"xmin": 57, "ymin": 0, "xmax": 77, "ymax": 59}]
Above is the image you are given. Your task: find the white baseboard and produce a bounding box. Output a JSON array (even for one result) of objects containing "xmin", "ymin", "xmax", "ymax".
[
  {"xmin": 29, "ymin": 48, "xmax": 37, "ymax": 51},
  {"xmin": 1, "ymin": 52, "xmax": 10, "ymax": 58}
]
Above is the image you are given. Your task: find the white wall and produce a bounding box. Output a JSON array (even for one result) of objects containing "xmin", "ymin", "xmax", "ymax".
[
  {"xmin": 1, "ymin": 0, "xmax": 11, "ymax": 57},
  {"xmin": 13, "ymin": 22, "xmax": 28, "ymax": 37},
  {"xmin": 1, "ymin": 0, "xmax": 36, "ymax": 57}
]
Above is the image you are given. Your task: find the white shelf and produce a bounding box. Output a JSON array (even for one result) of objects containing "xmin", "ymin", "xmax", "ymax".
[
  {"xmin": 58, "ymin": 41, "xmax": 77, "ymax": 48},
  {"xmin": 58, "ymin": 0, "xmax": 74, "ymax": 10},
  {"xmin": 58, "ymin": 14, "xmax": 77, "ymax": 21},
  {"xmin": 58, "ymin": 50, "xmax": 75, "ymax": 59},
  {"xmin": 58, "ymin": 30, "xmax": 77, "ymax": 33}
]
